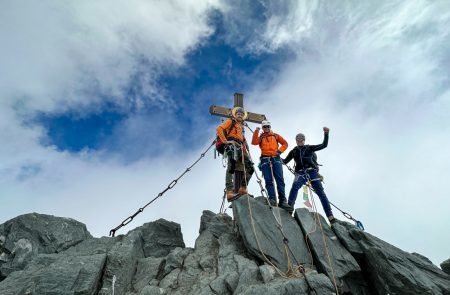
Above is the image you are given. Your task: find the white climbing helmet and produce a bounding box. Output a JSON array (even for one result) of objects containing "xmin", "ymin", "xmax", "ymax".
[{"xmin": 261, "ymin": 120, "xmax": 271, "ymax": 128}]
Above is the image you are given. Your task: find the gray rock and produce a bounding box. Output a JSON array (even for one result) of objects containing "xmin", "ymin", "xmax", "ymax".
[
  {"xmin": 294, "ymin": 208, "xmax": 370, "ymax": 294},
  {"xmin": 209, "ymin": 275, "xmax": 231, "ymax": 295},
  {"xmin": 133, "ymin": 256, "xmax": 165, "ymax": 291},
  {"xmin": 349, "ymin": 229, "xmax": 450, "ymax": 295},
  {"xmin": 98, "ymin": 229, "xmax": 144, "ymax": 295},
  {"xmin": 218, "ymin": 233, "xmax": 243, "ymax": 274},
  {"xmin": 232, "ymin": 196, "xmax": 312, "ymax": 272},
  {"xmin": 441, "ymin": 258, "xmax": 450, "ymax": 275},
  {"xmin": 63, "ymin": 236, "xmax": 118, "ymax": 256},
  {"xmin": 331, "ymin": 219, "xmax": 365, "ymax": 260},
  {"xmin": 139, "ymin": 285, "xmax": 166, "ymax": 295},
  {"xmin": 234, "ymin": 255, "xmax": 262, "ymax": 293},
  {"xmin": 236, "ymin": 272, "xmax": 335, "ymax": 295},
  {"xmin": 138, "ymin": 219, "xmax": 185, "ymax": 258},
  {"xmin": 0, "ymin": 253, "xmax": 106, "ymax": 295},
  {"xmin": 0, "ymin": 213, "xmax": 92, "ymax": 278},
  {"xmin": 259, "ymin": 264, "xmax": 276, "ymax": 283},
  {"xmin": 199, "ymin": 210, "xmax": 234, "ymax": 238},
  {"xmin": 163, "ymin": 247, "xmax": 193, "ymax": 276}
]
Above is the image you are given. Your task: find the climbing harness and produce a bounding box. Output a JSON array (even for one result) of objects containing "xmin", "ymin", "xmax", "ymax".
[{"xmin": 109, "ymin": 140, "xmax": 216, "ymax": 237}]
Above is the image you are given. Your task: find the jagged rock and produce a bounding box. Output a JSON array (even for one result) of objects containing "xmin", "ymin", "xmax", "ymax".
[
  {"xmin": 348, "ymin": 229, "xmax": 450, "ymax": 295},
  {"xmin": 234, "ymin": 255, "xmax": 262, "ymax": 293},
  {"xmin": 441, "ymin": 258, "xmax": 450, "ymax": 275},
  {"xmin": 0, "ymin": 213, "xmax": 92, "ymax": 279},
  {"xmin": 63, "ymin": 236, "xmax": 119, "ymax": 256},
  {"xmin": 139, "ymin": 285, "xmax": 166, "ymax": 295},
  {"xmin": 331, "ymin": 219, "xmax": 365, "ymax": 260},
  {"xmin": 232, "ymin": 196, "xmax": 312, "ymax": 272},
  {"xmin": 139, "ymin": 219, "xmax": 185, "ymax": 258},
  {"xmin": 133, "ymin": 256, "xmax": 165, "ymax": 291},
  {"xmin": 259, "ymin": 264, "xmax": 276, "ymax": 283},
  {"xmin": 235, "ymin": 272, "xmax": 335, "ymax": 295},
  {"xmin": 163, "ymin": 247, "xmax": 193, "ymax": 276},
  {"xmin": 294, "ymin": 208, "xmax": 371, "ymax": 294},
  {"xmin": 98, "ymin": 227, "xmax": 145, "ymax": 295},
  {"xmin": 1, "ymin": 207, "xmax": 447, "ymax": 295},
  {"xmin": 0, "ymin": 253, "xmax": 106, "ymax": 295}
]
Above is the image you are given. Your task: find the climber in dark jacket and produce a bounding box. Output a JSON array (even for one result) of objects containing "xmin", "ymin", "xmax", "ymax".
[{"xmin": 283, "ymin": 127, "xmax": 336, "ymax": 223}]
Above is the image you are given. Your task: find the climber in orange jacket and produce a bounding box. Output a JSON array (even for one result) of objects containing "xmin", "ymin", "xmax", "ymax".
[
  {"xmin": 251, "ymin": 120, "xmax": 291, "ymax": 211},
  {"xmin": 216, "ymin": 107, "xmax": 254, "ymax": 201}
]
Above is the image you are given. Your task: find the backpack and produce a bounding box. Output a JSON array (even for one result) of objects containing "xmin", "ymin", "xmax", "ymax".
[{"xmin": 215, "ymin": 120, "xmax": 237, "ymax": 154}]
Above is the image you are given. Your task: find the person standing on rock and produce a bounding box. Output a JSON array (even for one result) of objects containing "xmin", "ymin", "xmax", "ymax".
[
  {"xmin": 216, "ymin": 107, "xmax": 254, "ymax": 201},
  {"xmin": 283, "ymin": 127, "xmax": 336, "ymax": 223},
  {"xmin": 251, "ymin": 120, "xmax": 291, "ymax": 211}
]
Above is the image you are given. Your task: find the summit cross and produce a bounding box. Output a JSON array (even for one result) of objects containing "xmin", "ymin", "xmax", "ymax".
[{"xmin": 209, "ymin": 93, "xmax": 267, "ymax": 124}]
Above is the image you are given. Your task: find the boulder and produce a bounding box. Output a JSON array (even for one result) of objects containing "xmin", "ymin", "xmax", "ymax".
[
  {"xmin": 232, "ymin": 196, "xmax": 312, "ymax": 272},
  {"xmin": 139, "ymin": 219, "xmax": 185, "ymax": 258},
  {"xmin": 441, "ymin": 258, "xmax": 450, "ymax": 275},
  {"xmin": 0, "ymin": 253, "xmax": 105, "ymax": 295},
  {"xmin": 348, "ymin": 229, "xmax": 450, "ymax": 295},
  {"xmin": 0, "ymin": 213, "xmax": 91, "ymax": 278},
  {"xmin": 294, "ymin": 208, "xmax": 371, "ymax": 294}
]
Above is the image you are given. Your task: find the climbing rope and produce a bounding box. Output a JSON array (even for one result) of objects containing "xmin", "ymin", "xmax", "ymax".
[
  {"xmin": 282, "ymin": 162, "xmax": 364, "ymax": 230},
  {"xmin": 303, "ymin": 174, "xmax": 340, "ymax": 295},
  {"xmin": 109, "ymin": 140, "xmax": 216, "ymax": 237},
  {"xmin": 242, "ymin": 124, "xmax": 306, "ymax": 277}
]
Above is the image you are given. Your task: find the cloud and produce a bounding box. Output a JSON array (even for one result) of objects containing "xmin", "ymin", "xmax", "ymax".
[{"xmin": 0, "ymin": 0, "xmax": 222, "ymax": 113}]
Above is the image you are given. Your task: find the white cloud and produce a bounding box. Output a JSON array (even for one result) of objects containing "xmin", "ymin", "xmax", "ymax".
[{"xmin": 0, "ymin": 0, "xmax": 221, "ymax": 113}]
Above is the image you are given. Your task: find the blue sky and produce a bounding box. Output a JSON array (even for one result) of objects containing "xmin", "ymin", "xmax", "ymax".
[{"xmin": 1, "ymin": 0, "xmax": 450, "ymax": 267}]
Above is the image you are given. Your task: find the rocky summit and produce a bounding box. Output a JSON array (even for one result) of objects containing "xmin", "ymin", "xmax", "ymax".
[{"xmin": 0, "ymin": 196, "xmax": 449, "ymax": 295}]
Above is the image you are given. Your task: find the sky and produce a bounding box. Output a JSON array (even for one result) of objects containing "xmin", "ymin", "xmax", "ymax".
[{"xmin": 1, "ymin": 0, "xmax": 449, "ymax": 267}]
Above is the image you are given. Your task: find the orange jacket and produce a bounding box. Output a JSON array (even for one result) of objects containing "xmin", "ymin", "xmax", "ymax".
[
  {"xmin": 216, "ymin": 119, "xmax": 244, "ymax": 143},
  {"xmin": 252, "ymin": 130, "xmax": 288, "ymax": 157}
]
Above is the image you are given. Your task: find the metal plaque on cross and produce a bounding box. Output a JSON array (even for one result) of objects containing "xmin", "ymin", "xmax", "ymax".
[{"xmin": 209, "ymin": 93, "xmax": 267, "ymax": 123}]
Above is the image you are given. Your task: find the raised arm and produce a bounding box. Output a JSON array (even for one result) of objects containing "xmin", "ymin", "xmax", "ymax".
[
  {"xmin": 310, "ymin": 127, "xmax": 329, "ymax": 152},
  {"xmin": 251, "ymin": 128, "xmax": 261, "ymax": 145}
]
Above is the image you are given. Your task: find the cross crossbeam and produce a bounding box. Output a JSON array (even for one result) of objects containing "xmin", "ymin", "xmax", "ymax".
[{"xmin": 209, "ymin": 93, "xmax": 266, "ymax": 124}]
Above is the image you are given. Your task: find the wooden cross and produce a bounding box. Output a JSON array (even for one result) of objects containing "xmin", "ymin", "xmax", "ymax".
[{"xmin": 209, "ymin": 93, "xmax": 267, "ymax": 123}]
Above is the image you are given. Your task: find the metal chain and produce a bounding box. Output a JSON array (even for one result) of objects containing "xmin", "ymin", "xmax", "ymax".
[
  {"xmin": 109, "ymin": 140, "xmax": 216, "ymax": 237},
  {"xmin": 219, "ymin": 188, "xmax": 227, "ymax": 214}
]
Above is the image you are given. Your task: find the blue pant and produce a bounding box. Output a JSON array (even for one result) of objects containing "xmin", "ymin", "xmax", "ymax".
[
  {"xmin": 260, "ymin": 157, "xmax": 286, "ymax": 203},
  {"xmin": 288, "ymin": 169, "xmax": 333, "ymax": 217}
]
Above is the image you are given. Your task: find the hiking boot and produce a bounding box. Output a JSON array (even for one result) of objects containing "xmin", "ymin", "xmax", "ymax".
[
  {"xmin": 238, "ymin": 187, "xmax": 248, "ymax": 195},
  {"xmin": 328, "ymin": 216, "xmax": 337, "ymax": 224},
  {"xmin": 279, "ymin": 201, "xmax": 293, "ymax": 212},
  {"xmin": 268, "ymin": 198, "xmax": 277, "ymax": 207},
  {"xmin": 226, "ymin": 190, "xmax": 237, "ymax": 202}
]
